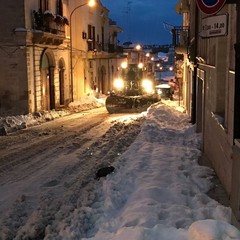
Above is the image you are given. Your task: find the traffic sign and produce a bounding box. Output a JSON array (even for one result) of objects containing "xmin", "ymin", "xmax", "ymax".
[
  {"xmin": 200, "ymin": 14, "xmax": 228, "ymax": 37},
  {"xmin": 196, "ymin": 0, "xmax": 226, "ymax": 15}
]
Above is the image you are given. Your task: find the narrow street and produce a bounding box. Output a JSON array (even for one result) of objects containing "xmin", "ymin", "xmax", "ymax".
[{"xmin": 0, "ymin": 107, "xmax": 144, "ymax": 239}]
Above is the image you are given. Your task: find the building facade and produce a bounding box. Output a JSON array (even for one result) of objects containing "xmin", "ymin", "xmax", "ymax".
[
  {"xmin": 0, "ymin": 0, "xmax": 122, "ymax": 116},
  {"xmin": 175, "ymin": 0, "xmax": 240, "ymax": 227}
]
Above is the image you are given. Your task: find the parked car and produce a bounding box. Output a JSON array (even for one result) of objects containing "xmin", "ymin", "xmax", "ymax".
[{"xmin": 155, "ymin": 84, "xmax": 173, "ymax": 100}]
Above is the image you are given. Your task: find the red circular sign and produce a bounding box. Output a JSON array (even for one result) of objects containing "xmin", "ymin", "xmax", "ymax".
[{"xmin": 196, "ymin": 0, "xmax": 226, "ymax": 15}]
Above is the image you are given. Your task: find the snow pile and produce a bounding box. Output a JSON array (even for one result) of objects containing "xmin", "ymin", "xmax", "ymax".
[
  {"xmin": 79, "ymin": 102, "xmax": 237, "ymax": 240},
  {"xmin": 188, "ymin": 219, "xmax": 240, "ymax": 240},
  {"xmin": 0, "ymin": 96, "xmax": 104, "ymax": 135},
  {"xmin": 0, "ymin": 98, "xmax": 239, "ymax": 240},
  {"xmin": 68, "ymin": 95, "xmax": 105, "ymax": 112}
]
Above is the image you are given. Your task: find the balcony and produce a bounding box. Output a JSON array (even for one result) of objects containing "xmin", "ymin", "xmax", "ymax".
[
  {"xmin": 108, "ymin": 44, "xmax": 123, "ymax": 54},
  {"xmin": 87, "ymin": 42, "xmax": 123, "ymax": 54},
  {"xmin": 87, "ymin": 43, "xmax": 124, "ymax": 60},
  {"xmin": 171, "ymin": 26, "xmax": 189, "ymax": 54},
  {"xmin": 32, "ymin": 10, "xmax": 67, "ymax": 45}
]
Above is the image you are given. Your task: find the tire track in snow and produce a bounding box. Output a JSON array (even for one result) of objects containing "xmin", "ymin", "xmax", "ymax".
[{"xmin": 0, "ymin": 108, "xmax": 144, "ymax": 239}]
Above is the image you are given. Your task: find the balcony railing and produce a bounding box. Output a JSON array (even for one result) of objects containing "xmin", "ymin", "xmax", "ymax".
[
  {"xmin": 171, "ymin": 26, "xmax": 189, "ymax": 54},
  {"xmin": 32, "ymin": 10, "xmax": 67, "ymax": 45},
  {"xmin": 86, "ymin": 41, "xmax": 123, "ymax": 54},
  {"xmin": 108, "ymin": 44, "xmax": 123, "ymax": 53}
]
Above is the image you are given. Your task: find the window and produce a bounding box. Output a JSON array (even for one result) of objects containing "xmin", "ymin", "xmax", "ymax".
[
  {"xmin": 87, "ymin": 25, "xmax": 96, "ymax": 51},
  {"xmin": 88, "ymin": 25, "xmax": 92, "ymax": 39},
  {"xmin": 88, "ymin": 25, "xmax": 93, "ymax": 51},
  {"xmin": 40, "ymin": 0, "xmax": 49, "ymax": 12},
  {"xmin": 92, "ymin": 26, "xmax": 96, "ymax": 50},
  {"xmin": 101, "ymin": 27, "xmax": 105, "ymax": 51}
]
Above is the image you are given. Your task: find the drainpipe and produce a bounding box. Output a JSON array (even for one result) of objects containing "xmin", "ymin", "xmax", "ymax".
[
  {"xmin": 33, "ymin": 44, "xmax": 37, "ymax": 112},
  {"xmin": 234, "ymin": 1, "xmax": 240, "ymax": 138},
  {"xmin": 190, "ymin": 2, "xmax": 199, "ymax": 124}
]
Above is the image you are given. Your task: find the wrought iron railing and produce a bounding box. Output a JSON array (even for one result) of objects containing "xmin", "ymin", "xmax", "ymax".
[
  {"xmin": 171, "ymin": 26, "xmax": 189, "ymax": 48},
  {"xmin": 107, "ymin": 44, "xmax": 123, "ymax": 53},
  {"xmin": 87, "ymin": 42, "xmax": 123, "ymax": 54},
  {"xmin": 32, "ymin": 10, "xmax": 67, "ymax": 36}
]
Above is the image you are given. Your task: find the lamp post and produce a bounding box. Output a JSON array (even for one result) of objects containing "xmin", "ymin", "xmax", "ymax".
[{"xmin": 69, "ymin": 0, "xmax": 95, "ymax": 102}]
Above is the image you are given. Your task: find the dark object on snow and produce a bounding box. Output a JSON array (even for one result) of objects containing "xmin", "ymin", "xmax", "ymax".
[
  {"xmin": 0, "ymin": 127, "xmax": 7, "ymax": 136},
  {"xmin": 95, "ymin": 166, "xmax": 115, "ymax": 180}
]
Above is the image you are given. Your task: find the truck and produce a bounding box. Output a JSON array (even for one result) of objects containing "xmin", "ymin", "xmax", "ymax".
[{"xmin": 106, "ymin": 46, "xmax": 160, "ymax": 113}]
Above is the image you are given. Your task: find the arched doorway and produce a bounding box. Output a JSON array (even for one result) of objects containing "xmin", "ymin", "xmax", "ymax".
[
  {"xmin": 41, "ymin": 51, "xmax": 55, "ymax": 110},
  {"xmin": 58, "ymin": 59, "xmax": 65, "ymax": 105}
]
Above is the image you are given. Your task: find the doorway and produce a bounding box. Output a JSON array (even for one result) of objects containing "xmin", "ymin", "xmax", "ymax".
[
  {"xmin": 196, "ymin": 76, "xmax": 204, "ymax": 133},
  {"xmin": 41, "ymin": 51, "xmax": 55, "ymax": 110},
  {"xmin": 58, "ymin": 59, "xmax": 65, "ymax": 105},
  {"xmin": 98, "ymin": 66, "xmax": 106, "ymax": 94}
]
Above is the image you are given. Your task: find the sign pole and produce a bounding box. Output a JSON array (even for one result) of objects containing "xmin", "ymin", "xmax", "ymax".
[{"xmin": 234, "ymin": 1, "xmax": 240, "ymax": 138}]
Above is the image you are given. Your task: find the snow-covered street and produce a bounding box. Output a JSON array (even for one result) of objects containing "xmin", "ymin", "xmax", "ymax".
[
  {"xmin": 0, "ymin": 98, "xmax": 239, "ymax": 240},
  {"xmin": 0, "ymin": 103, "xmax": 144, "ymax": 239}
]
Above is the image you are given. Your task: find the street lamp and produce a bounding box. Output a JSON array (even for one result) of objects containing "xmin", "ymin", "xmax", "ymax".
[
  {"xmin": 69, "ymin": 0, "xmax": 95, "ymax": 102},
  {"xmin": 135, "ymin": 44, "xmax": 141, "ymax": 51}
]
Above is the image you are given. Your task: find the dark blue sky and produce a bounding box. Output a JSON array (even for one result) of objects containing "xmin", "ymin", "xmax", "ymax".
[{"xmin": 100, "ymin": 0, "xmax": 182, "ymax": 45}]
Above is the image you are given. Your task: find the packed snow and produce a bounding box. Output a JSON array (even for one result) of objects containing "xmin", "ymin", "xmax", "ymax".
[
  {"xmin": 81, "ymin": 100, "xmax": 238, "ymax": 240},
  {"xmin": 0, "ymin": 95, "xmax": 105, "ymax": 135},
  {"xmin": 0, "ymin": 95, "xmax": 240, "ymax": 240}
]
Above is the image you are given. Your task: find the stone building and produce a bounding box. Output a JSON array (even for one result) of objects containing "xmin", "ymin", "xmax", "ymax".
[
  {"xmin": 0, "ymin": 0, "xmax": 122, "ymax": 116},
  {"xmin": 175, "ymin": 0, "xmax": 240, "ymax": 227}
]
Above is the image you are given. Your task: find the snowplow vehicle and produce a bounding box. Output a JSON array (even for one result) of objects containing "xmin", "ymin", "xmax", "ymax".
[{"xmin": 106, "ymin": 62, "xmax": 159, "ymax": 113}]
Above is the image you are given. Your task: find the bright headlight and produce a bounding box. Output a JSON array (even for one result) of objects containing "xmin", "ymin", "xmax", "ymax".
[
  {"xmin": 113, "ymin": 78, "xmax": 124, "ymax": 90},
  {"xmin": 121, "ymin": 62, "xmax": 128, "ymax": 69},
  {"xmin": 142, "ymin": 79, "xmax": 153, "ymax": 93},
  {"xmin": 138, "ymin": 63, "xmax": 144, "ymax": 69}
]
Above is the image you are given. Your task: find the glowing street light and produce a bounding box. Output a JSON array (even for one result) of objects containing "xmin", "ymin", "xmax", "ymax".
[
  {"xmin": 135, "ymin": 44, "xmax": 141, "ymax": 51},
  {"xmin": 88, "ymin": 0, "xmax": 95, "ymax": 7},
  {"xmin": 70, "ymin": 0, "xmax": 95, "ymax": 102},
  {"xmin": 121, "ymin": 61, "xmax": 128, "ymax": 69},
  {"xmin": 135, "ymin": 44, "xmax": 142, "ymax": 64}
]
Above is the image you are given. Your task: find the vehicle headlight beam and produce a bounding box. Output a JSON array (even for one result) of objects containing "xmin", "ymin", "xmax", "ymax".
[
  {"xmin": 113, "ymin": 78, "xmax": 124, "ymax": 90},
  {"xmin": 142, "ymin": 79, "xmax": 153, "ymax": 93}
]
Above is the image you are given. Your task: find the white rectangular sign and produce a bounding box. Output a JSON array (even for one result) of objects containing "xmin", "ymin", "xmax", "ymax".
[{"xmin": 200, "ymin": 14, "xmax": 228, "ymax": 38}]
